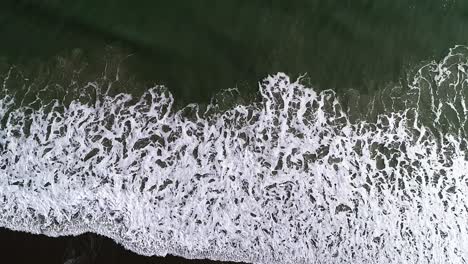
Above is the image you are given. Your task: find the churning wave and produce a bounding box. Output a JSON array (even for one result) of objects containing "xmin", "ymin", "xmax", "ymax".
[{"xmin": 1, "ymin": 46, "xmax": 468, "ymax": 264}]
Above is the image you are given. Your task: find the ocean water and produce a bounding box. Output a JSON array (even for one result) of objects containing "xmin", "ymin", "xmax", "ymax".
[
  {"xmin": 3, "ymin": 0, "xmax": 468, "ymax": 103},
  {"xmin": 1, "ymin": 1, "xmax": 468, "ymax": 264}
]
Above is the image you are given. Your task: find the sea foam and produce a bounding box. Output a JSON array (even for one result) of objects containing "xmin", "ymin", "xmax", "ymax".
[{"xmin": 1, "ymin": 46, "xmax": 468, "ymax": 263}]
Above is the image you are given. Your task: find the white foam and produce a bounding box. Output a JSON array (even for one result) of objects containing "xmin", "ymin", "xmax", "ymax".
[{"xmin": 1, "ymin": 47, "xmax": 468, "ymax": 263}]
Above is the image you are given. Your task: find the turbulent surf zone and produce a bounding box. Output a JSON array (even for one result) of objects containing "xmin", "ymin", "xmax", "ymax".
[{"xmin": 1, "ymin": 46, "xmax": 468, "ymax": 263}]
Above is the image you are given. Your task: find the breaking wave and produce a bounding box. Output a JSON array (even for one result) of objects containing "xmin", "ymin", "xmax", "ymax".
[{"xmin": 1, "ymin": 46, "xmax": 468, "ymax": 263}]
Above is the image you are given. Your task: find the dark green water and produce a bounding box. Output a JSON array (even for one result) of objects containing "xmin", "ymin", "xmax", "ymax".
[{"xmin": 1, "ymin": 0, "xmax": 468, "ymax": 105}]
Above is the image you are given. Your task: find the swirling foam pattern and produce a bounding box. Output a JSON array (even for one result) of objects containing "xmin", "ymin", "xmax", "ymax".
[{"xmin": 1, "ymin": 47, "xmax": 468, "ymax": 263}]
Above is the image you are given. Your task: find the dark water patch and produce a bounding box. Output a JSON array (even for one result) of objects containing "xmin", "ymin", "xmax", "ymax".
[
  {"xmin": 0, "ymin": 228, "xmax": 245, "ymax": 264},
  {"xmin": 2, "ymin": 1, "xmax": 468, "ymax": 105}
]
